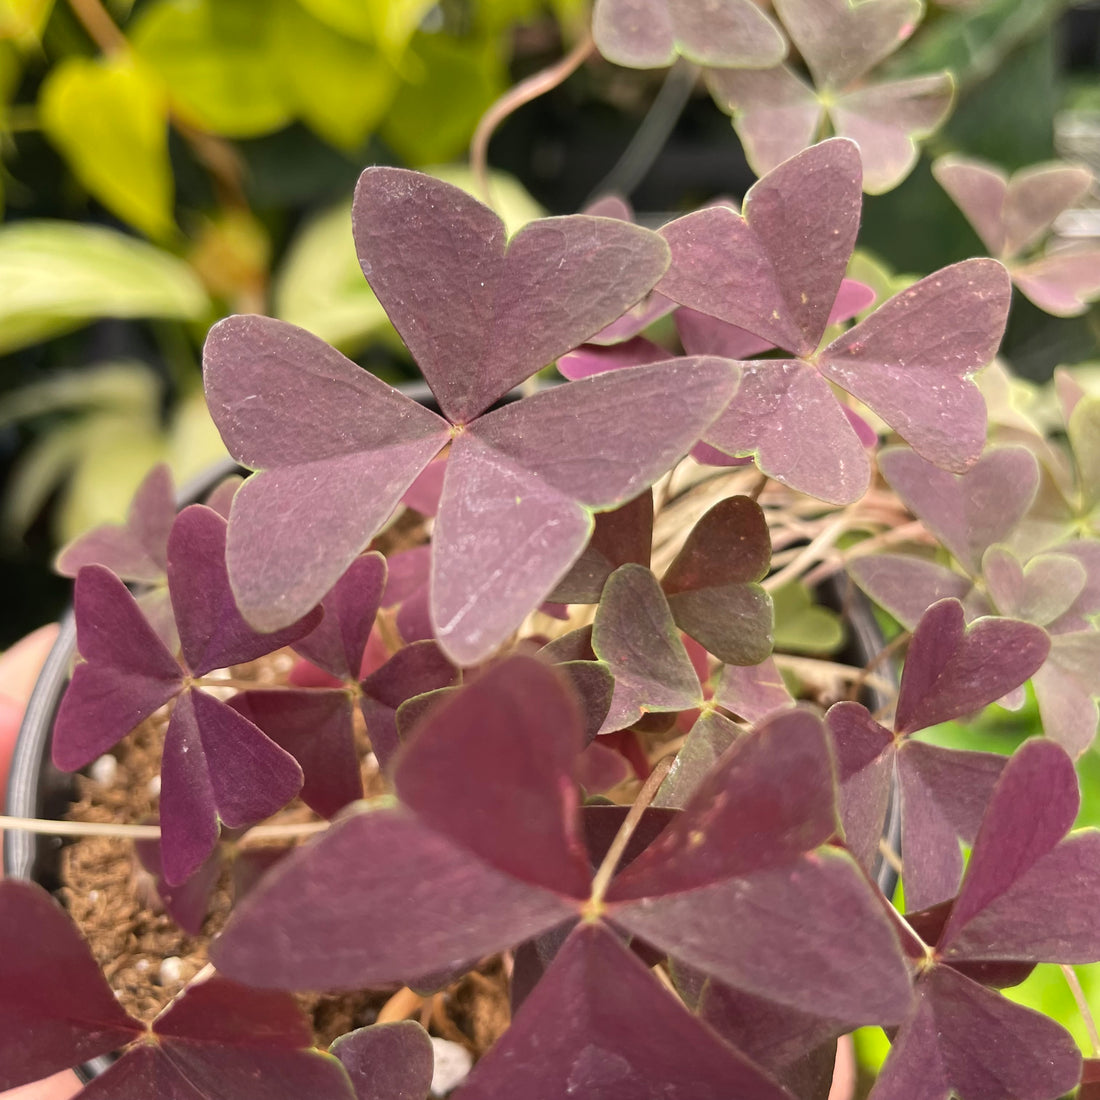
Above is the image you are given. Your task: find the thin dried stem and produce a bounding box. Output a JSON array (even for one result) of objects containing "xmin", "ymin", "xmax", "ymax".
[
  {"xmin": 800, "ymin": 519, "xmax": 934, "ymax": 588},
  {"xmin": 1061, "ymin": 964, "xmax": 1100, "ymax": 1057},
  {"xmin": 763, "ymin": 514, "xmax": 851, "ymax": 592},
  {"xmin": 771, "ymin": 654, "xmax": 894, "ymax": 695},
  {"xmin": 0, "ymin": 814, "xmax": 330, "ymax": 842},
  {"xmin": 377, "ymin": 986, "xmax": 426, "ymax": 1024},
  {"xmin": 877, "ymin": 837, "xmax": 903, "ymax": 877},
  {"xmin": 67, "ymin": 0, "xmax": 126, "ymax": 53},
  {"xmin": 469, "ymin": 32, "xmax": 595, "ymax": 206},
  {"xmin": 589, "ymin": 755, "xmax": 674, "ymax": 906}
]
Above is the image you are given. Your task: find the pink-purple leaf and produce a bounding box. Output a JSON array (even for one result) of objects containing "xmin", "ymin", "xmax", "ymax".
[
  {"xmin": 292, "ymin": 552, "xmax": 386, "ymax": 680},
  {"xmin": 896, "ymin": 740, "xmax": 1006, "ymax": 912},
  {"xmin": 203, "ymin": 314, "xmax": 451, "ymax": 632},
  {"xmin": 870, "ymin": 965, "xmax": 1082, "ymax": 1100},
  {"xmin": 591, "ymin": 563, "xmax": 703, "ymax": 734},
  {"xmin": 167, "ymin": 505, "xmax": 323, "ymax": 676},
  {"xmin": 592, "ymin": 0, "xmax": 787, "ymax": 70},
  {"xmin": 659, "ymin": 139, "xmax": 862, "ymax": 356},
  {"xmin": 893, "ymin": 599, "xmax": 1050, "ymax": 736},
  {"xmin": 352, "ymin": 168, "xmax": 671, "ymax": 424},
  {"xmin": 160, "ymin": 688, "xmax": 303, "ymax": 885},
  {"xmin": 982, "ymin": 546, "xmax": 1086, "ymax": 626},
  {"xmin": 939, "ymin": 739, "xmax": 1100, "ymax": 965},
  {"xmin": 1012, "ymin": 243, "xmax": 1100, "ymax": 317},
  {"xmin": 0, "ymin": 880, "xmax": 143, "ymax": 1090},
  {"xmin": 55, "ymin": 462, "xmax": 175, "ymax": 583},
  {"xmin": 330, "ymin": 1022, "xmax": 434, "ymax": 1100},
  {"xmin": 576, "ymin": 739, "xmax": 632, "ymax": 793},
  {"xmin": 848, "ymin": 553, "xmax": 974, "ymax": 630},
  {"xmin": 703, "ymin": 360, "xmax": 871, "ymax": 503},
  {"xmin": 612, "ymin": 849, "xmax": 912, "ymax": 1024},
  {"xmin": 394, "ymin": 656, "xmax": 592, "ymax": 898},
  {"xmin": 653, "ymin": 709, "xmax": 741, "ymax": 809},
  {"xmin": 230, "ymin": 689, "xmax": 360, "ymax": 819},
  {"xmin": 878, "ymin": 446, "xmax": 1040, "ymax": 574},
  {"xmin": 211, "ymin": 804, "xmax": 579, "ymax": 990},
  {"xmin": 557, "ymin": 335, "xmax": 672, "ymax": 380},
  {"xmin": 819, "ymin": 260, "xmax": 1011, "ymax": 474},
  {"xmin": 431, "ymin": 359, "xmax": 737, "ymax": 665},
  {"xmin": 713, "ymin": 656, "xmax": 795, "ymax": 723},
  {"xmin": 1033, "ymin": 657, "xmax": 1100, "ymax": 757},
  {"xmin": 608, "ymin": 706, "xmax": 837, "ymax": 899},
  {"xmin": 53, "ymin": 564, "xmax": 184, "ymax": 771},
  {"xmin": 458, "ymin": 922, "xmax": 793, "ymax": 1100},
  {"xmin": 772, "ymin": 0, "xmax": 921, "ymax": 90}
]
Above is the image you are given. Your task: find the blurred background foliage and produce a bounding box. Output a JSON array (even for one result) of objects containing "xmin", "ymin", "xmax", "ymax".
[{"xmin": 0, "ymin": 0, "xmax": 1094, "ymax": 636}]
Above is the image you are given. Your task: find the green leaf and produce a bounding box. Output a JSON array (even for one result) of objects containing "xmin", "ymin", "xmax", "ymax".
[
  {"xmin": 273, "ymin": 0, "xmax": 399, "ymax": 150},
  {"xmin": 1069, "ymin": 395, "xmax": 1100, "ymax": 513},
  {"xmin": 381, "ymin": 31, "xmax": 507, "ymax": 164},
  {"xmin": 0, "ymin": 221, "xmax": 209, "ymax": 354},
  {"xmin": 132, "ymin": 0, "xmax": 293, "ymax": 137},
  {"xmin": 0, "ymin": 0, "xmax": 53, "ymax": 42},
  {"xmin": 294, "ymin": 0, "xmax": 435, "ymax": 57},
  {"xmin": 771, "ymin": 583, "xmax": 845, "ymax": 655},
  {"xmin": 0, "ymin": 361, "xmax": 161, "ymax": 427},
  {"xmin": 39, "ymin": 55, "xmax": 175, "ymax": 240}
]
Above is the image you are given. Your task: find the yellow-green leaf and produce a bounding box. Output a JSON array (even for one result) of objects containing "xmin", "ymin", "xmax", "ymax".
[
  {"xmin": 294, "ymin": 0, "xmax": 434, "ymax": 57},
  {"xmin": 273, "ymin": 0, "xmax": 398, "ymax": 150},
  {"xmin": 131, "ymin": 0, "xmax": 293, "ymax": 137},
  {"xmin": 0, "ymin": 0, "xmax": 53, "ymax": 42},
  {"xmin": 771, "ymin": 583, "xmax": 845, "ymax": 655},
  {"xmin": 39, "ymin": 54, "xmax": 174, "ymax": 241},
  {"xmin": 0, "ymin": 221, "xmax": 209, "ymax": 354}
]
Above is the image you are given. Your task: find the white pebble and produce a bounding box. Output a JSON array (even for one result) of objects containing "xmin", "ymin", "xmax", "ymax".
[
  {"xmin": 89, "ymin": 755, "xmax": 118, "ymax": 786},
  {"xmin": 148, "ymin": 774, "xmax": 162, "ymax": 798},
  {"xmin": 159, "ymin": 956, "xmax": 184, "ymax": 985},
  {"xmin": 430, "ymin": 1037, "xmax": 473, "ymax": 1096}
]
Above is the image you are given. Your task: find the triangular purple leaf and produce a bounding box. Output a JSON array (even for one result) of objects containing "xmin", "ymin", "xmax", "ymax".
[
  {"xmin": 211, "ymin": 804, "xmax": 580, "ymax": 990},
  {"xmin": 53, "ymin": 564, "xmax": 184, "ymax": 771},
  {"xmin": 1012, "ymin": 243, "xmax": 1100, "ymax": 317},
  {"xmin": 0, "ymin": 880, "xmax": 143, "ymax": 1091},
  {"xmin": 712, "ymin": 656, "xmax": 794, "ymax": 723},
  {"xmin": 203, "ymin": 314, "xmax": 451, "ymax": 632},
  {"xmin": 394, "ymin": 655, "xmax": 592, "ymax": 898},
  {"xmin": 820, "ymin": 260, "xmax": 1011, "ymax": 473},
  {"xmin": 458, "ymin": 922, "xmax": 793, "ymax": 1100},
  {"xmin": 330, "ymin": 1021, "xmax": 434, "ymax": 1100},
  {"xmin": 848, "ymin": 553, "xmax": 974, "ymax": 630},
  {"xmin": 353, "ymin": 168, "xmax": 671, "ymax": 424},
  {"xmin": 894, "ymin": 599, "xmax": 1050, "ymax": 735},
  {"xmin": 653, "ymin": 709, "xmax": 741, "ymax": 809},
  {"xmin": 134, "ymin": 831, "xmax": 222, "ymax": 935}
]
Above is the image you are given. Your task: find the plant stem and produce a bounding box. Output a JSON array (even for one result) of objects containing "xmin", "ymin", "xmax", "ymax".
[
  {"xmin": 0, "ymin": 815, "xmax": 330, "ymax": 842},
  {"xmin": 588, "ymin": 754, "xmax": 674, "ymax": 907},
  {"xmin": 67, "ymin": 0, "xmax": 126, "ymax": 54},
  {"xmin": 469, "ymin": 32, "xmax": 595, "ymax": 206},
  {"xmin": 762, "ymin": 514, "xmax": 850, "ymax": 592},
  {"xmin": 771, "ymin": 654, "xmax": 894, "ymax": 695},
  {"xmin": 1062, "ymin": 964, "xmax": 1100, "ymax": 1056}
]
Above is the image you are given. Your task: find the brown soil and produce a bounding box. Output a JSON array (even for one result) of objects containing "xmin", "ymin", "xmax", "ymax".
[{"xmin": 58, "ymin": 646, "xmax": 512, "ymax": 1061}]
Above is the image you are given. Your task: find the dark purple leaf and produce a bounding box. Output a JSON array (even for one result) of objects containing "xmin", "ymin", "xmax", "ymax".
[
  {"xmin": 591, "ymin": 564, "xmax": 702, "ymax": 734},
  {"xmin": 653, "ymin": 709, "xmax": 741, "ymax": 809},
  {"xmin": 659, "ymin": 139, "xmax": 862, "ymax": 356},
  {"xmin": 203, "ymin": 315, "xmax": 451, "ymax": 631},
  {"xmin": 230, "ymin": 689, "xmax": 360, "ymax": 819},
  {"xmin": 55, "ymin": 462, "xmax": 174, "ymax": 583},
  {"xmin": 330, "ymin": 1021, "xmax": 434, "ymax": 1100},
  {"xmin": 550, "ymin": 489, "xmax": 653, "ymax": 604},
  {"xmin": 895, "ymin": 740, "xmax": 1006, "ymax": 911},
  {"xmin": 712, "ymin": 656, "xmax": 794, "ymax": 723},
  {"xmin": 824, "ymin": 701, "xmax": 894, "ymax": 875},
  {"xmin": 773, "ymin": 0, "xmax": 921, "ymax": 90},
  {"xmin": 353, "ymin": 168, "xmax": 671, "ymax": 424},
  {"xmin": 459, "ymin": 922, "xmax": 793, "ymax": 1100},
  {"xmin": 662, "ymin": 495, "xmax": 773, "ymax": 663},
  {"xmin": 848, "ymin": 553, "xmax": 973, "ymax": 630},
  {"xmin": 609, "ymin": 707, "xmax": 837, "ymax": 899},
  {"xmin": 894, "ymin": 599, "xmax": 1050, "ymax": 735},
  {"xmin": 703, "ymin": 360, "xmax": 872, "ymax": 504},
  {"xmin": 382, "ymin": 546, "xmax": 430, "ymax": 608},
  {"xmin": 939, "ymin": 739, "xmax": 1100, "ymax": 964},
  {"xmin": 53, "ymin": 564, "xmax": 184, "ymax": 771},
  {"xmin": 878, "ymin": 445, "xmax": 1040, "ymax": 573},
  {"xmin": 540, "ymin": 624, "xmax": 597, "ymax": 664},
  {"xmin": 819, "ymin": 261, "xmax": 1011, "ymax": 474},
  {"xmin": 576, "ymin": 740, "xmax": 631, "ymax": 793},
  {"xmin": 394, "ymin": 655, "xmax": 592, "ymax": 898},
  {"xmin": 135, "ymin": 831, "xmax": 222, "ymax": 935},
  {"xmin": 613, "ymin": 849, "xmax": 912, "ymax": 1024},
  {"xmin": 510, "ymin": 921, "xmax": 577, "ymax": 1013},
  {"xmin": 0, "ymin": 880, "xmax": 143, "ymax": 1090},
  {"xmin": 168, "ymin": 505, "xmax": 323, "ymax": 676},
  {"xmin": 293, "ymin": 553, "xmax": 386, "ymax": 680},
  {"xmin": 79, "ymin": 977, "xmax": 357, "ymax": 1100},
  {"xmin": 211, "ymin": 805, "xmax": 580, "ymax": 990},
  {"xmin": 432, "ymin": 359, "xmax": 737, "ymax": 664},
  {"xmin": 582, "ymin": 804, "xmax": 679, "ymax": 872},
  {"xmin": 160, "ymin": 688, "xmax": 303, "ymax": 885},
  {"xmin": 557, "ymin": 659, "xmax": 615, "ymax": 743},
  {"xmin": 592, "ymin": 0, "xmax": 786, "ymax": 70},
  {"xmin": 359, "ymin": 640, "xmax": 459, "ymax": 770},
  {"xmin": 400, "ymin": 454, "xmax": 446, "ymax": 517},
  {"xmin": 870, "ymin": 965, "xmax": 1081, "ymax": 1100}
]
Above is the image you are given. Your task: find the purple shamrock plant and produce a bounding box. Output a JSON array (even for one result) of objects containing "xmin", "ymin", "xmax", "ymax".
[{"xmin": 4, "ymin": 33, "xmax": 1100, "ymax": 1095}]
